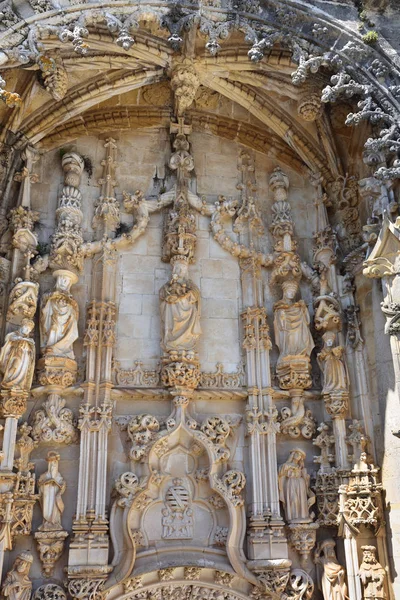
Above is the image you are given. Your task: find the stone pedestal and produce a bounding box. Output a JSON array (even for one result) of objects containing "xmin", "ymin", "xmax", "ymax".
[{"xmin": 37, "ymin": 356, "xmax": 77, "ymax": 387}]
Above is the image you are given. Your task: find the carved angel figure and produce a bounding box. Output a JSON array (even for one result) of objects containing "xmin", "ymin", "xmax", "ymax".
[
  {"xmin": 273, "ymin": 280, "xmax": 314, "ymax": 366},
  {"xmin": 315, "ymin": 539, "xmax": 349, "ymax": 600},
  {"xmin": 317, "ymin": 331, "xmax": 349, "ymax": 394},
  {"xmin": 278, "ymin": 448, "xmax": 315, "ymax": 522},
  {"xmin": 0, "ymin": 319, "xmax": 35, "ymax": 391},
  {"xmin": 40, "ymin": 270, "xmax": 79, "ymax": 359},
  {"xmin": 1, "ymin": 551, "xmax": 33, "ymax": 600},
  {"xmin": 38, "ymin": 451, "xmax": 66, "ymax": 530},
  {"xmin": 160, "ymin": 259, "xmax": 201, "ymax": 352}
]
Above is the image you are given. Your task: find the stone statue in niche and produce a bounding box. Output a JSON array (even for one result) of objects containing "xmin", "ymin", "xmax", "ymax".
[
  {"xmin": 162, "ymin": 478, "xmax": 193, "ymax": 539},
  {"xmin": 0, "ymin": 318, "xmax": 35, "ymax": 391},
  {"xmin": 317, "ymin": 331, "xmax": 349, "ymax": 395},
  {"xmin": 1, "ymin": 551, "xmax": 33, "ymax": 600},
  {"xmin": 314, "ymin": 539, "xmax": 349, "ymax": 600},
  {"xmin": 160, "ymin": 258, "xmax": 201, "ymax": 353},
  {"xmin": 273, "ymin": 280, "xmax": 314, "ymax": 366},
  {"xmin": 40, "ymin": 270, "xmax": 79, "ymax": 359},
  {"xmin": 38, "ymin": 451, "xmax": 66, "ymax": 530},
  {"xmin": 359, "ymin": 546, "xmax": 386, "ymax": 600},
  {"xmin": 278, "ymin": 448, "xmax": 315, "ymax": 522}
]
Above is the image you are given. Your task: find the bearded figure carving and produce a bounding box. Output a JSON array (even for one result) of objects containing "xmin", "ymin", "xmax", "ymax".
[
  {"xmin": 315, "ymin": 539, "xmax": 348, "ymax": 600},
  {"xmin": 160, "ymin": 259, "xmax": 201, "ymax": 353}
]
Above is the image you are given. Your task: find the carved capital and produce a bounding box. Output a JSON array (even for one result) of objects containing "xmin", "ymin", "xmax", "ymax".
[
  {"xmin": 287, "ymin": 522, "xmax": 319, "ymax": 566},
  {"xmin": 0, "ymin": 389, "xmax": 28, "ymax": 418}
]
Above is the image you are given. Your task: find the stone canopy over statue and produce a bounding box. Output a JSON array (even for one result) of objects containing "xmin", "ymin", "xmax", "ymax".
[
  {"xmin": 40, "ymin": 270, "xmax": 79, "ymax": 360},
  {"xmin": 0, "ymin": 319, "xmax": 35, "ymax": 391},
  {"xmin": 159, "ymin": 258, "xmax": 201, "ymax": 353}
]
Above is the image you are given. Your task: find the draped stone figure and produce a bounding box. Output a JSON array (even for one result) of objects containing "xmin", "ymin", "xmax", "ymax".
[
  {"xmin": 38, "ymin": 451, "xmax": 66, "ymax": 530},
  {"xmin": 278, "ymin": 448, "xmax": 315, "ymax": 522},
  {"xmin": 315, "ymin": 539, "xmax": 349, "ymax": 600},
  {"xmin": 273, "ymin": 280, "xmax": 314, "ymax": 366},
  {"xmin": 1, "ymin": 551, "xmax": 33, "ymax": 600},
  {"xmin": 318, "ymin": 331, "xmax": 349, "ymax": 395},
  {"xmin": 160, "ymin": 260, "xmax": 201, "ymax": 353},
  {"xmin": 40, "ymin": 270, "xmax": 79, "ymax": 359},
  {"xmin": 0, "ymin": 319, "xmax": 35, "ymax": 391},
  {"xmin": 359, "ymin": 546, "xmax": 386, "ymax": 600}
]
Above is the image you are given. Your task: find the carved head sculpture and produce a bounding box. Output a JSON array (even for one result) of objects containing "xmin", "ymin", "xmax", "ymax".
[
  {"xmin": 281, "ymin": 279, "xmax": 299, "ymax": 302},
  {"xmin": 171, "ymin": 256, "xmax": 189, "ymax": 281},
  {"xmin": 47, "ymin": 450, "xmax": 60, "ymax": 474},
  {"xmin": 15, "ymin": 551, "xmax": 33, "ymax": 573},
  {"xmin": 322, "ymin": 331, "xmax": 336, "ymax": 348},
  {"xmin": 20, "ymin": 318, "xmax": 34, "ymax": 337},
  {"xmin": 319, "ymin": 538, "xmax": 337, "ymax": 559},
  {"xmin": 289, "ymin": 448, "xmax": 306, "ymax": 465},
  {"xmin": 361, "ymin": 545, "xmax": 378, "ymax": 563},
  {"xmin": 54, "ymin": 269, "xmax": 78, "ymax": 292}
]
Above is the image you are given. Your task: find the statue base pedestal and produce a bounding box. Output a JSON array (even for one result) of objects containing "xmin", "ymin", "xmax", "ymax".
[
  {"xmin": 37, "ymin": 356, "xmax": 77, "ymax": 387},
  {"xmin": 247, "ymin": 516, "xmax": 288, "ymax": 559},
  {"xmin": 0, "ymin": 389, "xmax": 28, "ymax": 418},
  {"xmin": 35, "ymin": 529, "xmax": 68, "ymax": 577},
  {"xmin": 161, "ymin": 351, "xmax": 200, "ymax": 390},
  {"xmin": 276, "ymin": 356, "xmax": 312, "ymax": 390},
  {"xmin": 323, "ymin": 390, "xmax": 349, "ymax": 418},
  {"xmin": 287, "ymin": 522, "xmax": 319, "ymax": 566}
]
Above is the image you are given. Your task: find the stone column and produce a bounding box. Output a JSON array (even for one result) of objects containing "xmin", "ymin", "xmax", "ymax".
[{"xmin": 363, "ymin": 215, "xmax": 400, "ymax": 598}]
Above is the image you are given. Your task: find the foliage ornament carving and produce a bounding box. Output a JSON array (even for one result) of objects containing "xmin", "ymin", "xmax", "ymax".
[
  {"xmin": 213, "ymin": 469, "xmax": 246, "ymax": 507},
  {"xmin": 200, "ymin": 416, "xmax": 231, "ymax": 463},
  {"xmin": 127, "ymin": 414, "xmax": 160, "ymax": 461},
  {"xmin": 280, "ymin": 394, "xmax": 316, "ymax": 440},
  {"xmin": 33, "ymin": 584, "xmax": 67, "ymax": 600},
  {"xmin": 282, "ymin": 569, "xmax": 314, "ymax": 600},
  {"xmin": 114, "ymin": 472, "xmax": 140, "ymax": 507},
  {"xmin": 31, "ymin": 393, "xmax": 77, "ymax": 445},
  {"xmin": 313, "ymin": 422, "xmax": 335, "ymax": 474}
]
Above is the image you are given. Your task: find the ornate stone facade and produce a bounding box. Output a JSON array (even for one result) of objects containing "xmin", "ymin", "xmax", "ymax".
[{"xmin": 0, "ymin": 1, "xmax": 398, "ymax": 600}]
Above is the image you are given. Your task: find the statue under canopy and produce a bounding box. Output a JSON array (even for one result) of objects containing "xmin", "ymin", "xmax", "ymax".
[
  {"xmin": 315, "ymin": 539, "xmax": 349, "ymax": 600},
  {"xmin": 40, "ymin": 269, "xmax": 79, "ymax": 360},
  {"xmin": 0, "ymin": 319, "xmax": 35, "ymax": 391},
  {"xmin": 273, "ymin": 279, "xmax": 314, "ymax": 367},
  {"xmin": 1, "ymin": 551, "xmax": 33, "ymax": 600},
  {"xmin": 278, "ymin": 448, "xmax": 315, "ymax": 522},
  {"xmin": 159, "ymin": 258, "xmax": 201, "ymax": 353}
]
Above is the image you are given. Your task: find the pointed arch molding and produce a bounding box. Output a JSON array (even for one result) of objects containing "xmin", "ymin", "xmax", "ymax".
[{"xmin": 1, "ymin": 1, "xmax": 400, "ymax": 178}]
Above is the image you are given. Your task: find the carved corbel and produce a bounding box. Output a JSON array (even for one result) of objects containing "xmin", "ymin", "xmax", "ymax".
[
  {"xmin": 287, "ymin": 522, "xmax": 319, "ymax": 566},
  {"xmin": 31, "ymin": 393, "xmax": 78, "ymax": 445},
  {"xmin": 280, "ymin": 391, "xmax": 316, "ymax": 439},
  {"xmin": 33, "ymin": 584, "xmax": 67, "ymax": 600}
]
